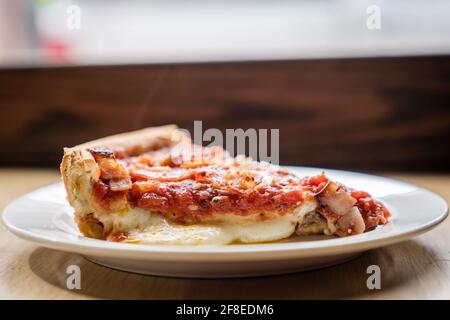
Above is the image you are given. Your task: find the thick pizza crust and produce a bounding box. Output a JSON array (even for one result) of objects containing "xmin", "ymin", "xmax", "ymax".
[{"xmin": 60, "ymin": 125, "xmax": 189, "ymax": 238}]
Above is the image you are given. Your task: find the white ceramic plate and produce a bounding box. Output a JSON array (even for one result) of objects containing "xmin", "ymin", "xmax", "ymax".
[{"xmin": 2, "ymin": 167, "xmax": 448, "ymax": 278}]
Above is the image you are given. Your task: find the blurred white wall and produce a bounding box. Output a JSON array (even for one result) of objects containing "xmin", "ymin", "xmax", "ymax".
[{"xmin": 1, "ymin": 0, "xmax": 450, "ymax": 67}]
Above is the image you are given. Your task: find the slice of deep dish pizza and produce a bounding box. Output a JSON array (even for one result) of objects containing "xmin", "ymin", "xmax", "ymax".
[{"xmin": 61, "ymin": 125, "xmax": 390, "ymax": 245}]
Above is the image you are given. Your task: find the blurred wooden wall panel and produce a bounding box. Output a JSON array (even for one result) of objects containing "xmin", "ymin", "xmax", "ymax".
[{"xmin": 0, "ymin": 56, "xmax": 449, "ymax": 171}]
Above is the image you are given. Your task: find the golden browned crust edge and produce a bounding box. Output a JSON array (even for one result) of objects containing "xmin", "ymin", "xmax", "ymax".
[
  {"xmin": 60, "ymin": 125, "xmax": 189, "ymax": 238},
  {"xmin": 64, "ymin": 124, "xmax": 189, "ymax": 155}
]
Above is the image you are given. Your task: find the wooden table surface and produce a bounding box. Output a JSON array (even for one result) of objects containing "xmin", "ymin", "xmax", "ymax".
[{"xmin": 0, "ymin": 169, "xmax": 449, "ymax": 300}]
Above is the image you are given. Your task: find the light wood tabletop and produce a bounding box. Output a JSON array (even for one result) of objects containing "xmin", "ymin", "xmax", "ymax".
[{"xmin": 0, "ymin": 169, "xmax": 449, "ymax": 300}]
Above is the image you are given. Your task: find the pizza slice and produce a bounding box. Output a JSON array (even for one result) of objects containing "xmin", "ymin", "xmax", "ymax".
[{"xmin": 60, "ymin": 125, "xmax": 390, "ymax": 245}]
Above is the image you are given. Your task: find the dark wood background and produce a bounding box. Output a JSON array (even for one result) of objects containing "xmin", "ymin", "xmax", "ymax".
[{"xmin": 0, "ymin": 56, "xmax": 449, "ymax": 171}]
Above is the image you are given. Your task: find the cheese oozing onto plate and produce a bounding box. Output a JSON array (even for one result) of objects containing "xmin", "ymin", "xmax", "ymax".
[{"xmin": 106, "ymin": 201, "xmax": 318, "ymax": 245}]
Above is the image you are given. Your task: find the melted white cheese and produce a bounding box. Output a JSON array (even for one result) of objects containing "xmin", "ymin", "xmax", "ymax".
[{"xmin": 106, "ymin": 201, "xmax": 317, "ymax": 245}]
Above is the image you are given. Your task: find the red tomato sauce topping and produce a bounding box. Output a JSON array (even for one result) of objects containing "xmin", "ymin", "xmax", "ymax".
[{"xmin": 89, "ymin": 144, "xmax": 389, "ymax": 227}]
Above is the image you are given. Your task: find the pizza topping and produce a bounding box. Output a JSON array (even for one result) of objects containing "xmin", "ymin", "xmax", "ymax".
[
  {"xmin": 89, "ymin": 148, "xmax": 132, "ymax": 192},
  {"xmin": 92, "ymin": 179, "xmax": 127, "ymax": 210},
  {"xmin": 351, "ymin": 190, "xmax": 389, "ymax": 230},
  {"xmin": 127, "ymin": 165, "xmax": 307, "ymax": 223},
  {"xmin": 318, "ymin": 182, "xmax": 357, "ymax": 216},
  {"xmin": 299, "ymin": 173, "xmax": 330, "ymax": 195},
  {"xmin": 316, "ymin": 181, "xmax": 389, "ymax": 235},
  {"xmin": 88, "ymin": 144, "xmax": 389, "ymax": 231}
]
